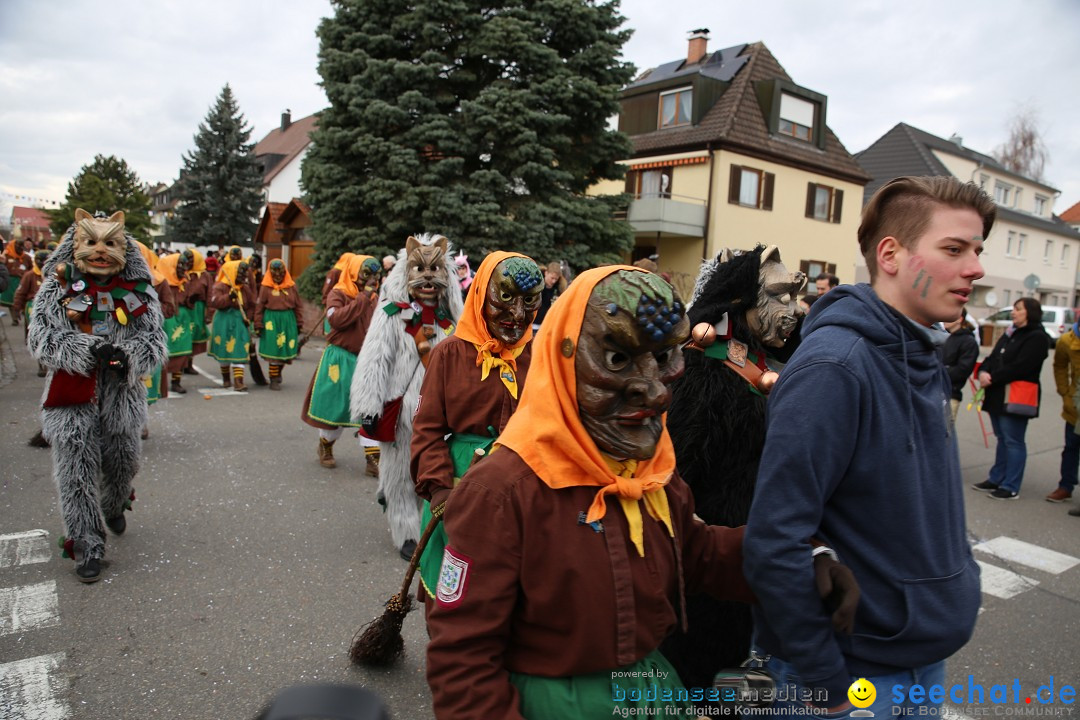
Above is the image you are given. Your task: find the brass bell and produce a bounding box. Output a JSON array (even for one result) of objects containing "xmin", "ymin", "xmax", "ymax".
[{"xmin": 691, "ymin": 322, "xmax": 717, "ymax": 347}]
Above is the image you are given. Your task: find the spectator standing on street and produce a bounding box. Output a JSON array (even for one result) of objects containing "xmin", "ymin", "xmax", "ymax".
[
  {"xmin": 1049, "ymin": 319, "xmax": 1080, "ymax": 505},
  {"xmin": 814, "ymin": 271, "xmax": 838, "ymax": 296},
  {"xmin": 941, "ymin": 315, "xmax": 979, "ymax": 422},
  {"xmin": 744, "ymin": 176, "xmax": 994, "ymax": 717},
  {"xmin": 972, "ymin": 297, "xmax": 1050, "ymax": 500},
  {"xmin": 532, "ymin": 260, "xmax": 566, "ymax": 327}
]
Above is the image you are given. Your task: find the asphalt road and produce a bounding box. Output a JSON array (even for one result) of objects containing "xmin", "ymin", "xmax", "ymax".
[{"xmin": 1, "ymin": 316, "xmax": 1078, "ymax": 720}]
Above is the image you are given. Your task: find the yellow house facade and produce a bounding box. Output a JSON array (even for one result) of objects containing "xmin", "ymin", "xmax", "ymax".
[{"xmin": 590, "ymin": 33, "xmax": 869, "ymax": 299}]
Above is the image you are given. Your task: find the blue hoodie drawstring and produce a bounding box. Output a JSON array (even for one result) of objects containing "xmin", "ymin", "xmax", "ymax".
[{"xmin": 893, "ymin": 313, "xmax": 918, "ymax": 452}]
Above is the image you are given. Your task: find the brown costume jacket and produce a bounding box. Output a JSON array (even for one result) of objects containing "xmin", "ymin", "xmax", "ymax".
[
  {"xmin": 426, "ymin": 447, "xmax": 752, "ymax": 720},
  {"xmin": 208, "ymin": 281, "xmax": 255, "ymax": 318},
  {"xmin": 324, "ymin": 288, "xmax": 376, "ymax": 354},
  {"xmin": 13, "ymin": 271, "xmax": 42, "ymax": 315},
  {"xmin": 410, "ymin": 335, "xmax": 531, "ymax": 504}
]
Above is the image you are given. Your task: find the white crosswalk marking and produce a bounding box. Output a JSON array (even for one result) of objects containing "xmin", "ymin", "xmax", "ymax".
[
  {"xmin": 0, "ymin": 581, "xmax": 61, "ymax": 637},
  {"xmin": 0, "ymin": 531, "xmax": 52, "ymax": 569},
  {"xmin": 975, "ymin": 560, "xmax": 1039, "ymax": 600},
  {"xmin": 0, "ymin": 653, "xmax": 70, "ymax": 720},
  {"xmin": 973, "ymin": 536, "xmax": 1080, "ymax": 575}
]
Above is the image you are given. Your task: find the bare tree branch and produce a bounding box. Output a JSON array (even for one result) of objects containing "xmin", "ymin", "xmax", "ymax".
[{"xmin": 993, "ymin": 109, "xmax": 1049, "ymax": 181}]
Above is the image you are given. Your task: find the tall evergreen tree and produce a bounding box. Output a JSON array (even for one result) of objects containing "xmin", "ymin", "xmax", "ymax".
[
  {"xmin": 299, "ymin": 0, "xmax": 635, "ymax": 299},
  {"xmin": 47, "ymin": 155, "xmax": 153, "ymax": 241},
  {"xmin": 173, "ymin": 84, "xmax": 264, "ymax": 248}
]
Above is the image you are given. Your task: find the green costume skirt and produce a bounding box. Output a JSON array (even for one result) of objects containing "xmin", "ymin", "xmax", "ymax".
[
  {"xmin": 306, "ymin": 343, "xmax": 360, "ymax": 427},
  {"xmin": 209, "ymin": 308, "xmax": 250, "ymax": 363},
  {"xmin": 145, "ymin": 363, "xmax": 163, "ymax": 405},
  {"xmin": 191, "ymin": 300, "xmax": 209, "ymax": 344},
  {"xmin": 258, "ymin": 308, "xmax": 299, "ymax": 361},
  {"xmin": 418, "ymin": 432, "xmax": 497, "ymax": 597},
  {"xmin": 24, "ymin": 299, "xmax": 33, "ymax": 325},
  {"xmin": 165, "ymin": 306, "xmax": 194, "ymax": 358},
  {"xmin": 0, "ymin": 281, "xmax": 15, "ymax": 306},
  {"xmin": 509, "ymin": 649, "xmax": 695, "ymax": 719}
]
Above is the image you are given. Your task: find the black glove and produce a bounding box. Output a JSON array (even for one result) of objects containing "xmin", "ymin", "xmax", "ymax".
[
  {"xmin": 92, "ymin": 342, "xmax": 116, "ymax": 366},
  {"xmin": 361, "ymin": 415, "xmax": 380, "ymax": 436},
  {"xmin": 94, "ymin": 344, "xmax": 129, "ymax": 376},
  {"xmin": 813, "ymin": 551, "xmax": 859, "ymax": 635}
]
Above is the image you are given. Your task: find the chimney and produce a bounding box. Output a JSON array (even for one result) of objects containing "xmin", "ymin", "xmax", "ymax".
[
  {"xmin": 687, "ymin": 28, "xmax": 710, "ymax": 65},
  {"xmin": 281, "ymin": 109, "xmax": 292, "ymax": 132},
  {"xmin": 948, "ymin": 132, "xmax": 963, "ymax": 148}
]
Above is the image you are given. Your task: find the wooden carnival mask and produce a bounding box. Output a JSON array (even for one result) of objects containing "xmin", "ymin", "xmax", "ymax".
[
  {"xmin": 404, "ymin": 235, "xmax": 449, "ymax": 307},
  {"xmin": 359, "ymin": 257, "xmax": 381, "ymax": 292},
  {"xmin": 483, "ymin": 257, "xmax": 543, "ymax": 346},
  {"xmin": 72, "ymin": 209, "xmax": 127, "ymax": 279},
  {"xmin": 576, "ymin": 270, "xmax": 689, "ymax": 460},
  {"xmin": 269, "ymin": 259, "xmax": 287, "ymax": 285},
  {"xmin": 745, "ymin": 246, "xmax": 806, "ymax": 349}
]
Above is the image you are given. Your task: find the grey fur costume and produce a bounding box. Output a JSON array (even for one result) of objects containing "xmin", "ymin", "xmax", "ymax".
[
  {"xmin": 27, "ymin": 226, "xmax": 167, "ymax": 568},
  {"xmin": 350, "ymin": 234, "xmax": 464, "ymax": 551}
]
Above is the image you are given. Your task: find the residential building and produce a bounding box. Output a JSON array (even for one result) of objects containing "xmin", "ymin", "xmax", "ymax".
[
  {"xmin": 589, "ymin": 30, "xmax": 870, "ymax": 299},
  {"xmin": 857, "ymin": 123, "xmax": 1080, "ymax": 314},
  {"xmin": 1062, "ymin": 200, "xmax": 1080, "ymax": 234},
  {"xmin": 10, "ymin": 206, "xmax": 53, "ymax": 246},
  {"xmin": 255, "ymin": 110, "xmax": 317, "ymax": 206},
  {"xmin": 148, "ymin": 182, "xmax": 179, "ymax": 246}
]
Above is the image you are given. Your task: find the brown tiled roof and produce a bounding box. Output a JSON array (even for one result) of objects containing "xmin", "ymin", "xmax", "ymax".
[
  {"xmin": 278, "ymin": 199, "xmax": 311, "ymax": 226},
  {"xmin": 12, "ymin": 206, "xmax": 51, "ymax": 228},
  {"xmin": 1061, "ymin": 200, "xmax": 1080, "ymax": 224},
  {"xmin": 628, "ymin": 42, "xmax": 870, "ymax": 184},
  {"xmin": 255, "ymin": 113, "xmax": 319, "ymax": 185},
  {"xmin": 254, "ymin": 202, "xmax": 288, "ymax": 245}
]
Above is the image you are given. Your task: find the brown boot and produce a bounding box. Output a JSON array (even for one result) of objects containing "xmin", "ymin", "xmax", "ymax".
[
  {"xmin": 170, "ymin": 380, "xmax": 187, "ymax": 394},
  {"xmin": 220, "ymin": 368, "xmax": 232, "ymax": 388},
  {"xmin": 318, "ymin": 438, "xmax": 337, "ymax": 468},
  {"xmin": 365, "ymin": 452, "xmax": 379, "ymax": 478},
  {"xmin": 232, "ymin": 379, "xmax": 248, "ymax": 392},
  {"xmin": 269, "ymin": 378, "xmax": 282, "ymax": 391}
]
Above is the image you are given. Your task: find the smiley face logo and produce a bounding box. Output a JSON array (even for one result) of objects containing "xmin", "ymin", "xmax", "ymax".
[{"xmin": 848, "ymin": 678, "xmax": 877, "ymax": 708}]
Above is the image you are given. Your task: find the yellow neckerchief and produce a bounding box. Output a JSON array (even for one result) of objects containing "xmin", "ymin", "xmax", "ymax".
[
  {"xmin": 601, "ymin": 455, "xmax": 675, "ymax": 558},
  {"xmin": 33, "ymin": 263, "xmax": 42, "ymax": 277},
  {"xmin": 473, "ymin": 343, "xmax": 525, "ymax": 399}
]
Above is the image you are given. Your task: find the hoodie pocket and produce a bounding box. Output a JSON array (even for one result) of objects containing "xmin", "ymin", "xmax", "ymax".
[{"xmin": 849, "ymin": 559, "xmax": 981, "ymax": 668}]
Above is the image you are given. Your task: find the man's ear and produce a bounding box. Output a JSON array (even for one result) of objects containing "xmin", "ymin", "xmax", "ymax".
[{"xmin": 876, "ymin": 236, "xmax": 902, "ymax": 277}]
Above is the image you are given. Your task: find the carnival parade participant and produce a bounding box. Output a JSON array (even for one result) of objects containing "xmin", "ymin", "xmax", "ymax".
[
  {"xmin": 184, "ymin": 249, "xmax": 211, "ymax": 376},
  {"xmin": 3, "ymin": 238, "xmax": 32, "ymax": 325},
  {"xmin": 138, "ymin": 242, "xmax": 175, "ymax": 405},
  {"xmin": 301, "ymin": 254, "xmax": 381, "ymax": 469},
  {"xmin": 352, "ymin": 234, "xmax": 464, "ymax": 560},
  {"xmin": 208, "ymin": 260, "xmax": 255, "ymax": 391},
  {"xmin": 411, "ymin": 251, "xmax": 542, "ymax": 598},
  {"xmin": 254, "ymin": 259, "xmax": 303, "ymax": 390},
  {"xmin": 157, "ymin": 251, "xmax": 199, "ymax": 394},
  {"xmin": 13, "ymin": 249, "xmax": 50, "ymax": 357},
  {"xmin": 425, "ymin": 266, "xmax": 857, "ymax": 718},
  {"xmin": 27, "ymin": 209, "xmax": 167, "ymax": 582},
  {"xmin": 322, "ymin": 251, "xmax": 356, "ymax": 335}
]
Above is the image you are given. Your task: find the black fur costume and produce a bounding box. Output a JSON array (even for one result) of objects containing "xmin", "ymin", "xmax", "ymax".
[{"xmin": 661, "ymin": 246, "xmax": 802, "ymax": 691}]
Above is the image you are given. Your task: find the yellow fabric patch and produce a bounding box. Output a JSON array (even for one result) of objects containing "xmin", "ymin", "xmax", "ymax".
[
  {"xmin": 288, "ymin": 339, "xmax": 296, "ymax": 349},
  {"xmin": 225, "ymin": 337, "xmax": 236, "ymax": 354},
  {"xmin": 276, "ymin": 332, "xmax": 285, "ymax": 348},
  {"xmin": 328, "ymin": 364, "xmax": 340, "ymax": 383},
  {"xmin": 213, "ymin": 335, "xmax": 221, "ymax": 345},
  {"xmin": 265, "ymin": 320, "xmax": 274, "ymax": 331},
  {"xmin": 171, "ymin": 325, "xmax": 185, "ymax": 341}
]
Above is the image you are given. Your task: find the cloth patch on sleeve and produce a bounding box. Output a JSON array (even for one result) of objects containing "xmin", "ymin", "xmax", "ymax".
[{"xmin": 436, "ymin": 545, "xmax": 471, "ymax": 608}]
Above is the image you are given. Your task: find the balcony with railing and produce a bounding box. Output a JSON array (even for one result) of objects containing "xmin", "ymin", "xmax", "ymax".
[{"xmin": 622, "ymin": 192, "xmax": 707, "ymax": 237}]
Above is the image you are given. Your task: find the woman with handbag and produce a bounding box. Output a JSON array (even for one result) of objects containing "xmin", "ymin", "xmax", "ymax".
[{"xmin": 973, "ymin": 297, "xmax": 1050, "ymax": 499}]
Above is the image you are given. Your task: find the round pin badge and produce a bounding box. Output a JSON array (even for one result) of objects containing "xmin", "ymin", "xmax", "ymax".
[{"xmin": 72, "ymin": 280, "xmax": 86, "ymax": 292}]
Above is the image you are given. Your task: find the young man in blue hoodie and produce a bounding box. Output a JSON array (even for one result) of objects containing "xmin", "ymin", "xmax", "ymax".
[{"xmin": 744, "ymin": 176, "xmax": 997, "ymax": 716}]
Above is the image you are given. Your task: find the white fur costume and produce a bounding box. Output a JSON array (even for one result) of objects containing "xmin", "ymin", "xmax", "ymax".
[
  {"xmin": 350, "ymin": 234, "xmax": 463, "ymax": 551},
  {"xmin": 28, "ymin": 227, "xmax": 167, "ymax": 569}
]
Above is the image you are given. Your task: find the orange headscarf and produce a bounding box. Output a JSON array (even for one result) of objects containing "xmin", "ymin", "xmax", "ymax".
[
  {"xmin": 137, "ymin": 243, "xmax": 167, "ymax": 285},
  {"xmin": 216, "ymin": 260, "xmax": 246, "ymax": 290},
  {"xmin": 454, "ymin": 251, "xmax": 536, "ymax": 398},
  {"xmin": 332, "ymin": 254, "xmax": 373, "ymax": 298},
  {"xmin": 156, "ymin": 253, "xmax": 185, "ymax": 288},
  {"xmin": 261, "ymin": 260, "xmax": 296, "ymax": 291},
  {"xmin": 332, "ymin": 252, "xmax": 356, "ymax": 272},
  {"xmin": 187, "ymin": 249, "xmax": 206, "ymax": 276},
  {"xmin": 496, "ymin": 265, "xmax": 677, "ymax": 556},
  {"xmin": 4, "ymin": 239, "xmax": 22, "ymax": 260}
]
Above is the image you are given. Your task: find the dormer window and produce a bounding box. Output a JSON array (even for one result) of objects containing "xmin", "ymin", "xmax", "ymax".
[
  {"xmin": 779, "ymin": 93, "xmax": 815, "ymax": 142},
  {"xmin": 659, "ymin": 87, "xmax": 692, "ymax": 129}
]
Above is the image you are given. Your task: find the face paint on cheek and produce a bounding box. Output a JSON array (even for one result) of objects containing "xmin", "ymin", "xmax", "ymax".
[
  {"xmin": 920, "ymin": 276, "xmax": 933, "ymax": 299},
  {"xmin": 911, "ymin": 268, "xmax": 926, "ymax": 289}
]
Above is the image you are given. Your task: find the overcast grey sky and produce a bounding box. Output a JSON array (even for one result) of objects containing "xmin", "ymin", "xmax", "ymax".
[{"xmin": 2, "ymin": 0, "xmax": 1079, "ymax": 223}]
